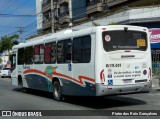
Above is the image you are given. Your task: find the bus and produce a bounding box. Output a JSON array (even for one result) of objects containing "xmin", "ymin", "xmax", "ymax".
[{"xmin": 10, "ymin": 25, "xmax": 152, "ymax": 101}]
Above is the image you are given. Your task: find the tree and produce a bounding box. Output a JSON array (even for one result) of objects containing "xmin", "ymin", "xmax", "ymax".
[
  {"xmin": 108, "ymin": 22, "xmax": 118, "ymax": 25},
  {"xmin": 0, "ymin": 34, "xmax": 19, "ymax": 56},
  {"xmin": 92, "ymin": 21, "xmax": 100, "ymax": 26},
  {"xmin": 0, "ymin": 57, "xmax": 2, "ymax": 64}
]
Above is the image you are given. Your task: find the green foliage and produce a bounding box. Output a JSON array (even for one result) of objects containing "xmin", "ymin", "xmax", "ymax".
[
  {"xmin": 0, "ymin": 57, "xmax": 2, "ymax": 64},
  {"xmin": 92, "ymin": 21, "xmax": 100, "ymax": 26},
  {"xmin": 0, "ymin": 34, "xmax": 19, "ymax": 54},
  {"xmin": 108, "ymin": 22, "xmax": 118, "ymax": 25}
]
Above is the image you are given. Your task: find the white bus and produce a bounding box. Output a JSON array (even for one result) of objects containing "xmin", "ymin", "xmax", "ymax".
[{"xmin": 10, "ymin": 25, "xmax": 152, "ymax": 101}]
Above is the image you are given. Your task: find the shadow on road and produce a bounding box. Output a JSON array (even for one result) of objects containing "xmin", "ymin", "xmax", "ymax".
[
  {"xmin": 13, "ymin": 88, "xmax": 147, "ymax": 109},
  {"xmin": 156, "ymin": 89, "xmax": 160, "ymax": 91},
  {"xmin": 13, "ymin": 88, "xmax": 53, "ymax": 99},
  {"xmin": 64, "ymin": 96, "xmax": 147, "ymax": 109}
]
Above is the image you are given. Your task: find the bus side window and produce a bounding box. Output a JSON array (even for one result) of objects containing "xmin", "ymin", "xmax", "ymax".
[
  {"xmin": 34, "ymin": 45, "xmax": 40, "ymax": 63},
  {"xmin": 25, "ymin": 46, "xmax": 33, "ymax": 64},
  {"xmin": 57, "ymin": 39, "xmax": 72, "ymax": 63},
  {"xmin": 45, "ymin": 42, "xmax": 56, "ymax": 64},
  {"xmin": 11, "ymin": 54, "xmax": 16, "ymax": 70},
  {"xmin": 73, "ymin": 35, "xmax": 91, "ymax": 63},
  {"xmin": 40, "ymin": 45, "xmax": 44, "ymax": 63},
  {"xmin": 34, "ymin": 45, "xmax": 44, "ymax": 64},
  {"xmin": 51, "ymin": 42, "xmax": 56, "ymax": 63},
  {"xmin": 18, "ymin": 48, "xmax": 25, "ymax": 65}
]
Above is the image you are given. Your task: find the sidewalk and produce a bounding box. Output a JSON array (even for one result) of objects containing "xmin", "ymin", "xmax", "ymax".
[{"xmin": 152, "ymin": 75, "xmax": 160, "ymax": 89}]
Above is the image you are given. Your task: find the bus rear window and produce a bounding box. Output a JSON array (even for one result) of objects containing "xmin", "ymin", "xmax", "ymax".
[{"xmin": 102, "ymin": 30, "xmax": 148, "ymax": 52}]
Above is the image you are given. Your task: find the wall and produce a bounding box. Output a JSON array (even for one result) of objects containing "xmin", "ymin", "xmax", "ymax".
[
  {"xmin": 71, "ymin": 6, "xmax": 160, "ymax": 30},
  {"xmin": 36, "ymin": 0, "xmax": 43, "ymax": 32}
]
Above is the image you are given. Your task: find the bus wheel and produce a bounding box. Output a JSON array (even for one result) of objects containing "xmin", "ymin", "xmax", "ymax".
[
  {"xmin": 22, "ymin": 88, "xmax": 28, "ymax": 93},
  {"xmin": 53, "ymin": 81, "xmax": 62, "ymax": 101}
]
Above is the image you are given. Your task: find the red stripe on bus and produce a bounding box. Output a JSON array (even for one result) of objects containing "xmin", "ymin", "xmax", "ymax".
[
  {"xmin": 24, "ymin": 69, "xmax": 46, "ymax": 77},
  {"xmin": 23, "ymin": 69, "xmax": 95, "ymax": 85},
  {"xmin": 53, "ymin": 71, "xmax": 95, "ymax": 84}
]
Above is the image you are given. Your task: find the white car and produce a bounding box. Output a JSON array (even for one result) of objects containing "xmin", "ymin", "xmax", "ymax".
[{"xmin": 0, "ymin": 68, "xmax": 11, "ymax": 78}]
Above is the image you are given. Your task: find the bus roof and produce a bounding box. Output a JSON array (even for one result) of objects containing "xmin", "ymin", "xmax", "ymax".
[{"xmin": 12, "ymin": 25, "xmax": 148, "ymax": 50}]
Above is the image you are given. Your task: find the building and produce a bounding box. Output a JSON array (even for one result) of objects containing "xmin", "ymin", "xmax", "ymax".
[
  {"xmin": 40, "ymin": 0, "xmax": 73, "ymax": 33},
  {"xmin": 36, "ymin": 0, "xmax": 43, "ymax": 33},
  {"xmin": 36, "ymin": 0, "xmax": 160, "ymax": 75},
  {"xmin": 37, "ymin": 0, "xmax": 160, "ymax": 33}
]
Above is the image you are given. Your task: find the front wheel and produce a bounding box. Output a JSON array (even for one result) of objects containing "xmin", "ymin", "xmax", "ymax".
[{"xmin": 53, "ymin": 81, "xmax": 62, "ymax": 101}]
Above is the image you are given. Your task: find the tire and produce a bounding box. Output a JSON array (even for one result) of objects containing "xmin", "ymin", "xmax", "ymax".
[
  {"xmin": 18, "ymin": 80, "xmax": 23, "ymax": 88},
  {"xmin": 22, "ymin": 87, "xmax": 28, "ymax": 93},
  {"xmin": 18, "ymin": 78, "xmax": 27, "ymax": 93},
  {"xmin": 53, "ymin": 81, "xmax": 62, "ymax": 101}
]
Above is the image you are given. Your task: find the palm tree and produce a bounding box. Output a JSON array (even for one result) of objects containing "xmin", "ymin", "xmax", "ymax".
[{"xmin": 0, "ymin": 34, "xmax": 19, "ymax": 57}]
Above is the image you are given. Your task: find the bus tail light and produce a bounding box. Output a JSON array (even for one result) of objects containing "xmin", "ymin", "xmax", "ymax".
[
  {"xmin": 100, "ymin": 69, "xmax": 105, "ymax": 84},
  {"xmin": 102, "ymin": 28, "xmax": 106, "ymax": 30},
  {"xmin": 149, "ymin": 67, "xmax": 152, "ymax": 78},
  {"xmin": 100, "ymin": 69, "xmax": 104, "ymax": 80}
]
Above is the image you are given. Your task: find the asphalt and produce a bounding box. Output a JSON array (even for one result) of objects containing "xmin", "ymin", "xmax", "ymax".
[
  {"xmin": 152, "ymin": 75, "xmax": 160, "ymax": 88},
  {"xmin": 0, "ymin": 76, "xmax": 160, "ymax": 119}
]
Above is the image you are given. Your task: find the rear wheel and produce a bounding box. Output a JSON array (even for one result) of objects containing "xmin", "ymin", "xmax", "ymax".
[
  {"xmin": 53, "ymin": 81, "xmax": 62, "ymax": 101},
  {"xmin": 18, "ymin": 76, "xmax": 27, "ymax": 93},
  {"xmin": 22, "ymin": 88, "xmax": 28, "ymax": 93}
]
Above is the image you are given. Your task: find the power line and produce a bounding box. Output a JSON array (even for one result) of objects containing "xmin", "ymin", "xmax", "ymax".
[
  {"xmin": 3, "ymin": 2, "xmax": 159, "ymax": 39},
  {"xmin": 0, "ymin": 0, "xmax": 17, "ymax": 12},
  {"xmin": 0, "ymin": 13, "xmax": 36, "ymax": 17},
  {"xmin": 7, "ymin": 0, "xmax": 31, "ymax": 14},
  {"xmin": 4, "ymin": 0, "xmax": 37, "ymax": 28}
]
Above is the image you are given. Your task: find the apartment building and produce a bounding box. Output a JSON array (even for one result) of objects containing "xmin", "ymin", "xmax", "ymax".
[{"xmin": 36, "ymin": 0, "xmax": 160, "ymax": 33}]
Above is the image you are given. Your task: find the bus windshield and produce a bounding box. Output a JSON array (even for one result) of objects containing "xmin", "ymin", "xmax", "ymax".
[{"xmin": 102, "ymin": 30, "xmax": 148, "ymax": 52}]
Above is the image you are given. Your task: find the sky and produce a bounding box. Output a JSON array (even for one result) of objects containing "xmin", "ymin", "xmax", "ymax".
[{"xmin": 0, "ymin": 0, "xmax": 37, "ymax": 42}]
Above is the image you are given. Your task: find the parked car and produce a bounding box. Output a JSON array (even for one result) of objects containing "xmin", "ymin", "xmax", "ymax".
[{"xmin": 0, "ymin": 67, "xmax": 11, "ymax": 78}]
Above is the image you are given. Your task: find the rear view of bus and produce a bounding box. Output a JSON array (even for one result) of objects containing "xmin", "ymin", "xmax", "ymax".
[{"xmin": 95, "ymin": 25, "xmax": 152, "ymax": 96}]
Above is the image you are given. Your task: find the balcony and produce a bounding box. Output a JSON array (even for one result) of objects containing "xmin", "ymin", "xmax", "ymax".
[
  {"xmin": 87, "ymin": 0, "xmax": 104, "ymax": 14},
  {"xmin": 42, "ymin": 19, "xmax": 52, "ymax": 30},
  {"xmin": 59, "ymin": 11, "xmax": 70, "ymax": 24},
  {"xmin": 59, "ymin": 0, "xmax": 69, "ymax": 5},
  {"xmin": 107, "ymin": 0, "xmax": 128, "ymax": 7},
  {"xmin": 53, "ymin": 0, "xmax": 58, "ymax": 3},
  {"xmin": 87, "ymin": 0, "xmax": 129, "ymax": 14},
  {"xmin": 42, "ymin": 0, "xmax": 51, "ymax": 13}
]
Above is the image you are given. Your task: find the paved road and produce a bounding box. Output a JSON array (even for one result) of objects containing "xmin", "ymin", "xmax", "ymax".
[{"xmin": 0, "ymin": 77, "xmax": 160, "ymax": 119}]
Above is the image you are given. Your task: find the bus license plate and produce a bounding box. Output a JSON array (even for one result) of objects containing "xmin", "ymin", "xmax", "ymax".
[{"xmin": 123, "ymin": 79, "xmax": 132, "ymax": 83}]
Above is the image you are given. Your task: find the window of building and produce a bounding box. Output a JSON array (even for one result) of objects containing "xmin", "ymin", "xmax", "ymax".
[
  {"xmin": 18, "ymin": 48, "xmax": 25, "ymax": 65},
  {"xmin": 45, "ymin": 42, "xmax": 56, "ymax": 63},
  {"xmin": 57, "ymin": 39, "xmax": 72, "ymax": 63},
  {"xmin": 73, "ymin": 35, "xmax": 91, "ymax": 63},
  {"xmin": 25, "ymin": 46, "xmax": 33, "ymax": 64},
  {"xmin": 34, "ymin": 44, "xmax": 44, "ymax": 64}
]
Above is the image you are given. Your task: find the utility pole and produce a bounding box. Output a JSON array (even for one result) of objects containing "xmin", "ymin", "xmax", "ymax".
[
  {"xmin": 16, "ymin": 27, "xmax": 24, "ymax": 43},
  {"xmin": 51, "ymin": 0, "xmax": 55, "ymax": 33},
  {"xmin": 51, "ymin": 0, "xmax": 58, "ymax": 33},
  {"xmin": 69, "ymin": 0, "xmax": 73, "ymax": 28}
]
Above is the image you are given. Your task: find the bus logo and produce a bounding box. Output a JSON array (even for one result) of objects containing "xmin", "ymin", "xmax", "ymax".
[{"xmin": 105, "ymin": 35, "xmax": 111, "ymax": 42}]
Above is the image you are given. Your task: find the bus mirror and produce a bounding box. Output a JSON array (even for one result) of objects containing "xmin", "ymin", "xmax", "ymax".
[{"xmin": 124, "ymin": 27, "xmax": 128, "ymax": 32}]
